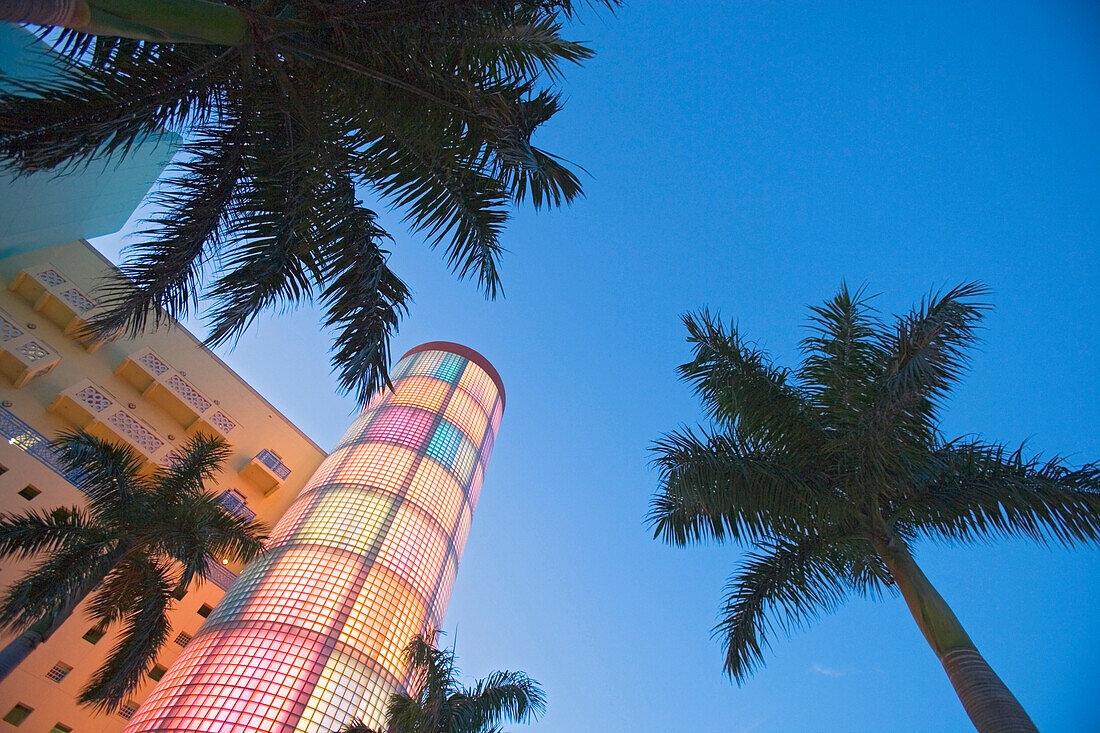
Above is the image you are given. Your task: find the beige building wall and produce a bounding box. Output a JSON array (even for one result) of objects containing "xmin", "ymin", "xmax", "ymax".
[{"xmin": 0, "ymin": 241, "xmax": 326, "ymax": 732}]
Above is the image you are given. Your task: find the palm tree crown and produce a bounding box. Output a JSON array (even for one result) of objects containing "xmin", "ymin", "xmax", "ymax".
[
  {"xmin": 648, "ymin": 283, "xmax": 1100, "ymax": 732},
  {"xmin": 0, "ymin": 0, "xmax": 619, "ymax": 403},
  {"xmin": 379, "ymin": 633, "xmax": 545, "ymax": 733},
  {"xmin": 0, "ymin": 430, "xmax": 266, "ymax": 711}
]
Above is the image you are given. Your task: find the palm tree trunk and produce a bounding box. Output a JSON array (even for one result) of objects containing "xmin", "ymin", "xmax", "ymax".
[
  {"xmin": 874, "ymin": 536, "xmax": 1039, "ymax": 733},
  {"xmin": 0, "ymin": 596, "xmax": 82, "ymax": 682},
  {"xmin": 1, "ymin": 0, "xmax": 250, "ymax": 45},
  {"xmin": 0, "ymin": 0, "xmax": 89, "ymax": 27},
  {"xmin": 0, "ymin": 550, "xmax": 121, "ymax": 685}
]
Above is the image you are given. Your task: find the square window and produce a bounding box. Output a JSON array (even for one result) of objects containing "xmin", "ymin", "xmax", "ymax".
[
  {"xmin": 2, "ymin": 704, "xmax": 32, "ymax": 726},
  {"xmin": 82, "ymin": 627, "xmax": 104, "ymax": 644},
  {"xmin": 117, "ymin": 702, "xmax": 138, "ymax": 720},
  {"xmin": 148, "ymin": 664, "xmax": 166, "ymax": 681},
  {"xmin": 48, "ymin": 725, "xmax": 71, "ymax": 733},
  {"xmin": 173, "ymin": 631, "xmax": 192, "ymax": 647},
  {"xmin": 45, "ymin": 662, "xmax": 72, "ymax": 682},
  {"xmin": 171, "ymin": 586, "xmax": 186, "ymax": 601},
  {"xmin": 0, "ymin": 463, "xmax": 7, "ymax": 477},
  {"xmin": 197, "ymin": 603, "xmax": 213, "ymax": 618},
  {"xmin": 17, "ymin": 486, "xmax": 39, "ymax": 501}
]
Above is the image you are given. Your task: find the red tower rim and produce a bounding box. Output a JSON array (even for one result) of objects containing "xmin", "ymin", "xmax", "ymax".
[{"xmin": 399, "ymin": 341, "xmax": 506, "ymax": 410}]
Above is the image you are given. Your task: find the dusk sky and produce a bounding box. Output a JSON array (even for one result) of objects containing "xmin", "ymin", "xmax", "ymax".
[{"xmin": 93, "ymin": 2, "xmax": 1100, "ymax": 730}]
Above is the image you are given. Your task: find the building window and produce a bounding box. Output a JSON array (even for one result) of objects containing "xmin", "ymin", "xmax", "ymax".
[
  {"xmin": 45, "ymin": 663, "xmax": 72, "ymax": 682},
  {"xmin": 0, "ymin": 463, "xmax": 7, "ymax": 477},
  {"xmin": 82, "ymin": 627, "xmax": 105, "ymax": 644},
  {"xmin": 173, "ymin": 631, "xmax": 192, "ymax": 647},
  {"xmin": 48, "ymin": 725, "xmax": 72, "ymax": 733},
  {"xmin": 148, "ymin": 664, "xmax": 166, "ymax": 682},
  {"xmin": 2, "ymin": 704, "xmax": 32, "ymax": 726},
  {"xmin": 197, "ymin": 603, "xmax": 213, "ymax": 618},
  {"xmin": 17, "ymin": 485, "xmax": 39, "ymax": 501},
  {"xmin": 117, "ymin": 702, "xmax": 139, "ymax": 720}
]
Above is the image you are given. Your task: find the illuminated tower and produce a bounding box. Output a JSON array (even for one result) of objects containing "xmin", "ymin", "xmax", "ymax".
[{"xmin": 125, "ymin": 342, "xmax": 504, "ymax": 733}]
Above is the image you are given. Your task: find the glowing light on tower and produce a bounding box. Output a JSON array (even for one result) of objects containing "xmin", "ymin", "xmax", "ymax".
[{"xmin": 126, "ymin": 343, "xmax": 504, "ymax": 733}]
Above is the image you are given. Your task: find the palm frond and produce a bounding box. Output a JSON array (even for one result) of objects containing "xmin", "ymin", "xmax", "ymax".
[
  {"xmin": 88, "ymin": 111, "xmax": 252, "ymax": 340},
  {"xmin": 405, "ymin": 633, "xmax": 458, "ymax": 696},
  {"xmin": 201, "ymin": 109, "xmax": 334, "ymax": 347},
  {"xmin": 50, "ymin": 431, "xmax": 148, "ymax": 508},
  {"xmin": 357, "ymin": 105, "xmax": 509, "ymax": 299},
  {"xmin": 151, "ymin": 491, "xmax": 267, "ymax": 586},
  {"xmin": 448, "ymin": 9, "xmax": 593, "ymax": 83},
  {"xmin": 386, "ymin": 693, "xmax": 428, "ymax": 733},
  {"xmin": 871, "ymin": 282, "xmax": 991, "ymax": 436},
  {"xmin": 0, "ymin": 540, "xmax": 116, "ymax": 632},
  {"xmin": 155, "ymin": 432, "xmax": 231, "ymax": 498},
  {"xmin": 0, "ymin": 507, "xmax": 100, "ymax": 561},
  {"xmin": 82, "ymin": 555, "xmax": 161, "ymax": 625},
  {"xmin": 797, "ymin": 283, "xmax": 884, "ymax": 429},
  {"xmin": 332, "ymin": 719, "xmax": 381, "ymax": 733},
  {"xmin": 895, "ymin": 441, "xmax": 1100, "ymax": 546},
  {"xmin": 453, "ymin": 669, "xmax": 547, "ymax": 728},
  {"xmin": 648, "ymin": 427, "xmax": 829, "ymax": 546},
  {"xmin": 501, "ymin": 143, "xmax": 584, "ymax": 209},
  {"xmin": 0, "ymin": 42, "xmax": 229, "ymax": 170},
  {"xmin": 679, "ymin": 310, "xmax": 814, "ymax": 447},
  {"xmin": 317, "ymin": 196, "xmax": 412, "ymax": 403},
  {"xmin": 78, "ymin": 559, "xmax": 172, "ymax": 712},
  {"xmin": 490, "ymin": 93, "xmax": 585, "ymax": 209},
  {"xmin": 715, "ymin": 535, "xmax": 868, "ymax": 683}
]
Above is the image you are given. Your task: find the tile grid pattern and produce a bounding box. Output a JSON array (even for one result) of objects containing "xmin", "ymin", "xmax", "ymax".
[{"xmin": 124, "ymin": 346, "xmax": 503, "ymax": 733}]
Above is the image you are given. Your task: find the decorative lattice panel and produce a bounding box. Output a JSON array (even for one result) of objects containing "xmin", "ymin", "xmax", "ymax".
[
  {"xmin": 209, "ymin": 411, "xmax": 236, "ymax": 434},
  {"xmin": 166, "ymin": 374, "xmax": 212, "ymax": 412},
  {"xmin": 0, "ymin": 315, "xmax": 22, "ymax": 342},
  {"xmin": 75, "ymin": 386, "xmax": 112, "ymax": 412},
  {"xmin": 36, "ymin": 269, "xmax": 66, "ymax": 286},
  {"xmin": 16, "ymin": 342, "xmax": 48, "ymax": 362},
  {"xmin": 107, "ymin": 411, "xmax": 164, "ymax": 453},
  {"xmin": 59, "ymin": 288, "xmax": 95, "ymax": 312},
  {"xmin": 139, "ymin": 352, "xmax": 170, "ymax": 376}
]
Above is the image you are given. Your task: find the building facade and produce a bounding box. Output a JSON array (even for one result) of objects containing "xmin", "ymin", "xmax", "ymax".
[
  {"xmin": 124, "ymin": 343, "xmax": 504, "ymax": 733},
  {"xmin": 0, "ymin": 26, "xmax": 180, "ymax": 258},
  {"xmin": 0, "ymin": 240, "xmax": 327, "ymax": 732}
]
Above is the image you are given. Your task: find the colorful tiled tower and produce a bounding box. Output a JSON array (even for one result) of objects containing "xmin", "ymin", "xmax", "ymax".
[{"xmin": 125, "ymin": 343, "xmax": 504, "ymax": 732}]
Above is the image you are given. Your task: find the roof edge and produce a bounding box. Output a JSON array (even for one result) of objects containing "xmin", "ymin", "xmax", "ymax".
[
  {"xmin": 400, "ymin": 341, "xmax": 505, "ymax": 411},
  {"xmin": 79, "ymin": 240, "xmax": 328, "ymax": 455}
]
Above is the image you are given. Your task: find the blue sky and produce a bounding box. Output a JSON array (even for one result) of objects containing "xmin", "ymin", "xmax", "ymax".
[{"xmin": 93, "ymin": 1, "xmax": 1100, "ymax": 730}]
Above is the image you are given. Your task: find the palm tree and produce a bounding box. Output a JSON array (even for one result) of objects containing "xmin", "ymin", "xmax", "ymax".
[
  {"xmin": 335, "ymin": 722, "xmax": 381, "ymax": 733},
  {"xmin": 0, "ymin": 430, "xmax": 266, "ymax": 711},
  {"xmin": 335, "ymin": 633, "xmax": 545, "ymax": 733},
  {"xmin": 647, "ymin": 283, "xmax": 1100, "ymax": 733},
  {"xmin": 0, "ymin": 1, "xmax": 617, "ymax": 404}
]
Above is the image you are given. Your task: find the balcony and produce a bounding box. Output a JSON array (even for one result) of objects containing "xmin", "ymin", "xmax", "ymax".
[
  {"xmin": 239, "ymin": 449, "xmax": 291, "ymax": 495},
  {"xmin": 0, "ymin": 309, "xmax": 59, "ymax": 387},
  {"xmin": 114, "ymin": 347, "xmax": 239, "ymax": 440},
  {"xmin": 205, "ymin": 560, "xmax": 239, "ymax": 592},
  {"xmin": 48, "ymin": 380, "xmax": 175, "ymax": 464},
  {"xmin": 114, "ymin": 347, "xmax": 168, "ymax": 392},
  {"xmin": 8, "ymin": 265, "xmax": 106, "ymax": 351},
  {"xmin": 216, "ymin": 489, "xmax": 256, "ymax": 522}
]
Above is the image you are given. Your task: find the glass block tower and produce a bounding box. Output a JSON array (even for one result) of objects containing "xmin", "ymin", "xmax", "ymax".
[{"xmin": 125, "ymin": 342, "xmax": 504, "ymax": 733}]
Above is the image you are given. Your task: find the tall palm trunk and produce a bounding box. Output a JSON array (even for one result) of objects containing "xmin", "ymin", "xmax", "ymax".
[
  {"xmin": 0, "ymin": 591, "xmax": 87, "ymax": 681},
  {"xmin": 0, "ymin": 552, "xmax": 120, "ymax": 684},
  {"xmin": 0, "ymin": 0, "xmax": 249, "ymax": 45},
  {"xmin": 874, "ymin": 535, "xmax": 1039, "ymax": 733},
  {"xmin": 0, "ymin": 0, "xmax": 88, "ymax": 27}
]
